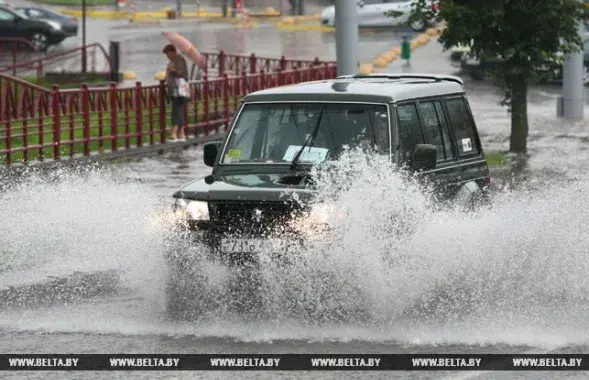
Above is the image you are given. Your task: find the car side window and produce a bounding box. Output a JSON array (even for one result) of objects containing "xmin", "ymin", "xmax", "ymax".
[
  {"xmin": 417, "ymin": 100, "xmax": 455, "ymax": 162},
  {"xmin": 0, "ymin": 9, "xmax": 15, "ymax": 20},
  {"xmin": 396, "ymin": 103, "xmax": 424, "ymax": 159},
  {"xmin": 28, "ymin": 9, "xmax": 44, "ymax": 17},
  {"xmin": 445, "ymin": 97, "xmax": 479, "ymax": 156}
]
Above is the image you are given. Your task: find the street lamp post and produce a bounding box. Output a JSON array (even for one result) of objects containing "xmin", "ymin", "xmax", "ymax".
[
  {"xmin": 334, "ymin": 0, "xmax": 359, "ymax": 76},
  {"xmin": 82, "ymin": 0, "xmax": 87, "ymax": 73}
]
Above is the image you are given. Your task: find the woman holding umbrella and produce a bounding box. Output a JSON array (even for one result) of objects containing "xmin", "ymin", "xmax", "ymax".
[{"xmin": 163, "ymin": 43, "xmax": 189, "ymax": 141}]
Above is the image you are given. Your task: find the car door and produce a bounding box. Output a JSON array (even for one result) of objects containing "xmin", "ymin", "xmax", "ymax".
[
  {"xmin": 394, "ymin": 101, "xmax": 439, "ymax": 189},
  {"xmin": 415, "ymin": 98, "xmax": 458, "ymax": 200},
  {"xmin": 381, "ymin": 0, "xmax": 413, "ymax": 27},
  {"xmin": 357, "ymin": 0, "xmax": 389, "ymax": 27},
  {"xmin": 442, "ymin": 95, "xmax": 489, "ymax": 196},
  {"xmin": 0, "ymin": 8, "xmax": 17, "ymax": 38}
]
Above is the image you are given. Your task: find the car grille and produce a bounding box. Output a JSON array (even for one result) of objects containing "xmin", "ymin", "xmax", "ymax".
[{"xmin": 209, "ymin": 200, "xmax": 305, "ymax": 236}]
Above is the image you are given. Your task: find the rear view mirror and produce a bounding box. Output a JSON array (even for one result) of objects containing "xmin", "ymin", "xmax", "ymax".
[
  {"xmin": 410, "ymin": 144, "xmax": 437, "ymax": 171},
  {"xmin": 203, "ymin": 141, "xmax": 220, "ymax": 167}
]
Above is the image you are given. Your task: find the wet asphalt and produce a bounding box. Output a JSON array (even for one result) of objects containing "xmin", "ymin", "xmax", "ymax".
[{"xmin": 3, "ymin": 12, "xmax": 589, "ymax": 380}]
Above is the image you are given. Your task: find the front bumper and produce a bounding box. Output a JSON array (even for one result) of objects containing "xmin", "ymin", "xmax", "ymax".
[{"xmin": 167, "ymin": 226, "xmax": 325, "ymax": 267}]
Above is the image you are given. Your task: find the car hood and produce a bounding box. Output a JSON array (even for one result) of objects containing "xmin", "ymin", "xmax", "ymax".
[{"xmin": 173, "ymin": 172, "xmax": 317, "ymax": 203}]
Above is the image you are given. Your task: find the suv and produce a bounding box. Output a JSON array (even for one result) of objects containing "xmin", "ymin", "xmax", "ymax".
[
  {"xmin": 167, "ymin": 73, "xmax": 491, "ymax": 318},
  {"xmin": 0, "ymin": 6, "xmax": 68, "ymax": 51}
]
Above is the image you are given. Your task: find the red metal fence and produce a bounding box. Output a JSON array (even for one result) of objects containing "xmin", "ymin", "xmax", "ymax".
[
  {"xmin": 0, "ymin": 50, "xmax": 337, "ymax": 165},
  {"xmin": 0, "ymin": 40, "xmax": 112, "ymax": 81}
]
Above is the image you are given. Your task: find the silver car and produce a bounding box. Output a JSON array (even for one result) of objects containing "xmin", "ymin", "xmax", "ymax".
[{"xmin": 320, "ymin": 0, "xmax": 436, "ymax": 32}]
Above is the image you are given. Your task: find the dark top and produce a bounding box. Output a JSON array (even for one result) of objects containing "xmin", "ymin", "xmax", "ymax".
[{"xmin": 166, "ymin": 54, "xmax": 188, "ymax": 90}]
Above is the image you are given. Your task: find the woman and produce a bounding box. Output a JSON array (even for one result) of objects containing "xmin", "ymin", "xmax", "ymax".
[{"xmin": 163, "ymin": 43, "xmax": 189, "ymax": 141}]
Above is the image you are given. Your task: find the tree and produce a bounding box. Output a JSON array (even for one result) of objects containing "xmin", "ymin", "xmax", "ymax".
[{"xmin": 392, "ymin": 0, "xmax": 589, "ymax": 153}]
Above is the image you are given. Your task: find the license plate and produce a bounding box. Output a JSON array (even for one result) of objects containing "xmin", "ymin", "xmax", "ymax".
[{"xmin": 220, "ymin": 238, "xmax": 292, "ymax": 254}]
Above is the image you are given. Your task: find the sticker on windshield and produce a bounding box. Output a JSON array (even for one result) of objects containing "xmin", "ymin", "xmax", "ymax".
[
  {"xmin": 226, "ymin": 149, "xmax": 242, "ymax": 160},
  {"xmin": 461, "ymin": 138, "xmax": 472, "ymax": 152},
  {"xmin": 282, "ymin": 146, "xmax": 329, "ymax": 163}
]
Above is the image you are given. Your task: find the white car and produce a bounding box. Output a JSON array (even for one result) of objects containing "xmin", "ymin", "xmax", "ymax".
[{"xmin": 320, "ymin": 0, "xmax": 436, "ymax": 32}]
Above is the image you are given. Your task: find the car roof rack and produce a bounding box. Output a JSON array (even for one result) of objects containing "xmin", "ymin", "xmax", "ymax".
[{"xmin": 337, "ymin": 73, "xmax": 464, "ymax": 85}]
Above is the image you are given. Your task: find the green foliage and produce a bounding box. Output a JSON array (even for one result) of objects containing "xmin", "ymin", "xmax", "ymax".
[{"xmin": 394, "ymin": 0, "xmax": 589, "ymax": 153}]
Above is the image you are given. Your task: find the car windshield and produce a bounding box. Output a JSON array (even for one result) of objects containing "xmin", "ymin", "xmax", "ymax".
[
  {"xmin": 10, "ymin": 8, "xmax": 28, "ymax": 18},
  {"xmin": 220, "ymin": 102, "xmax": 389, "ymax": 164}
]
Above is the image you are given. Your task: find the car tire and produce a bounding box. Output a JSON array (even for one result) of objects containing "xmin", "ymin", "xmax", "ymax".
[
  {"xmin": 29, "ymin": 32, "xmax": 49, "ymax": 52},
  {"xmin": 468, "ymin": 69, "xmax": 486, "ymax": 81},
  {"xmin": 454, "ymin": 181, "xmax": 488, "ymax": 212},
  {"xmin": 409, "ymin": 19, "xmax": 426, "ymax": 32}
]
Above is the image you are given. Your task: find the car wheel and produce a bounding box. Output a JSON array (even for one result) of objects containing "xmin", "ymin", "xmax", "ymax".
[
  {"xmin": 30, "ymin": 32, "xmax": 49, "ymax": 52},
  {"xmin": 468, "ymin": 69, "xmax": 486, "ymax": 81},
  {"xmin": 409, "ymin": 19, "xmax": 425, "ymax": 32}
]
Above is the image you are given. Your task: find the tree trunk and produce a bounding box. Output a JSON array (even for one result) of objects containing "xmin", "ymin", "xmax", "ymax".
[{"xmin": 509, "ymin": 77, "xmax": 529, "ymax": 153}]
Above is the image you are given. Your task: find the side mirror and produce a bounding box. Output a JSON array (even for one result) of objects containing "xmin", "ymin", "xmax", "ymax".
[
  {"xmin": 357, "ymin": 0, "xmax": 364, "ymax": 8},
  {"xmin": 203, "ymin": 141, "xmax": 220, "ymax": 167},
  {"xmin": 409, "ymin": 143, "xmax": 437, "ymax": 171}
]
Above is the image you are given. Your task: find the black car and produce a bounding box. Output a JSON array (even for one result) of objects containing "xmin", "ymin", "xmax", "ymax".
[
  {"xmin": 13, "ymin": 6, "xmax": 78, "ymax": 37},
  {"xmin": 0, "ymin": 5, "xmax": 70, "ymax": 51},
  {"xmin": 166, "ymin": 73, "xmax": 492, "ymax": 320},
  {"xmin": 460, "ymin": 36, "xmax": 589, "ymax": 85}
]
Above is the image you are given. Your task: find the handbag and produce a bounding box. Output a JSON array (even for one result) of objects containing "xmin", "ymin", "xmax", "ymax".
[{"xmin": 175, "ymin": 77, "xmax": 190, "ymax": 98}]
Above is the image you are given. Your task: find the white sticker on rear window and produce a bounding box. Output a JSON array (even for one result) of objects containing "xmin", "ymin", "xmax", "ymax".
[
  {"xmin": 282, "ymin": 146, "xmax": 329, "ymax": 163},
  {"xmin": 461, "ymin": 138, "xmax": 472, "ymax": 152}
]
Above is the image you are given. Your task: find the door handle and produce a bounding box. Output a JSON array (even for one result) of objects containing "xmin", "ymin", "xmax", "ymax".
[{"xmin": 456, "ymin": 176, "xmax": 462, "ymax": 181}]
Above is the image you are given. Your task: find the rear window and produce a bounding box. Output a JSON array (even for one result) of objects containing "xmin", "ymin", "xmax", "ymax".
[{"xmin": 445, "ymin": 97, "xmax": 479, "ymax": 156}]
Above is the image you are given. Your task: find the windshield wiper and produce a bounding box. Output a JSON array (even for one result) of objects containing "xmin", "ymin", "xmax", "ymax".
[{"xmin": 290, "ymin": 105, "xmax": 325, "ymax": 171}]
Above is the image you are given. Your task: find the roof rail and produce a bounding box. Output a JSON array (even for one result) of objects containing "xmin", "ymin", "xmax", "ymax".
[{"xmin": 337, "ymin": 73, "xmax": 464, "ymax": 85}]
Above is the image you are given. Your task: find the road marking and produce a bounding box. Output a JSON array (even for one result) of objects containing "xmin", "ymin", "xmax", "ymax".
[{"xmin": 437, "ymin": 348, "xmax": 552, "ymax": 380}]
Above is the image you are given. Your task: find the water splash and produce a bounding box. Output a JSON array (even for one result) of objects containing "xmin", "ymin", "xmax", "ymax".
[{"xmin": 1, "ymin": 151, "xmax": 589, "ymax": 348}]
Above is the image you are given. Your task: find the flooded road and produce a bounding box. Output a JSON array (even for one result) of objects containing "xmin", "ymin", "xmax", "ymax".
[{"xmin": 2, "ymin": 33, "xmax": 589, "ymax": 380}]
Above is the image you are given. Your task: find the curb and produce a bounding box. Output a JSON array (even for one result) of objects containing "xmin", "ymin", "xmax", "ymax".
[
  {"xmin": 359, "ymin": 26, "xmax": 444, "ymax": 75},
  {"xmin": 0, "ymin": 134, "xmax": 225, "ymax": 175},
  {"xmin": 60, "ymin": 7, "xmax": 289, "ymax": 21},
  {"xmin": 275, "ymin": 23, "xmax": 334, "ymax": 32}
]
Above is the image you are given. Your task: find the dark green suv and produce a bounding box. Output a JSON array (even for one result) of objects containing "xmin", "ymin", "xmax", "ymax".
[{"xmin": 166, "ymin": 73, "xmax": 491, "ymax": 318}]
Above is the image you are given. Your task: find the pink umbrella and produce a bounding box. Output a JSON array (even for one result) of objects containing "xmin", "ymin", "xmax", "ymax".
[{"xmin": 161, "ymin": 31, "xmax": 206, "ymax": 71}]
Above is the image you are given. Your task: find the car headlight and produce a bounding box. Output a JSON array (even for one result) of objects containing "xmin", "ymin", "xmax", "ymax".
[
  {"xmin": 307, "ymin": 203, "xmax": 333, "ymax": 225},
  {"xmin": 174, "ymin": 199, "xmax": 209, "ymax": 221}
]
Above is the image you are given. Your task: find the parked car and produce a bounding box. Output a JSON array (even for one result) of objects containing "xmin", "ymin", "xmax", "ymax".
[
  {"xmin": 320, "ymin": 0, "xmax": 438, "ymax": 32},
  {"xmin": 13, "ymin": 6, "xmax": 78, "ymax": 37},
  {"xmin": 0, "ymin": 5, "xmax": 68, "ymax": 51},
  {"xmin": 459, "ymin": 34, "xmax": 589, "ymax": 85},
  {"xmin": 166, "ymin": 73, "xmax": 491, "ymax": 319}
]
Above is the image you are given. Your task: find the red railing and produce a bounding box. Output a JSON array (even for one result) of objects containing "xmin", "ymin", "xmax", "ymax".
[
  {"xmin": 0, "ymin": 42, "xmax": 112, "ymax": 81},
  {"xmin": 0, "ymin": 51, "xmax": 337, "ymax": 165}
]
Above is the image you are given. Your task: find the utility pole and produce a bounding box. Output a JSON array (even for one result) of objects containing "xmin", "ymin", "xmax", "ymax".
[
  {"xmin": 334, "ymin": 0, "xmax": 359, "ymax": 76},
  {"xmin": 558, "ymin": 1, "xmax": 584, "ymax": 119},
  {"xmin": 82, "ymin": 0, "xmax": 87, "ymax": 73}
]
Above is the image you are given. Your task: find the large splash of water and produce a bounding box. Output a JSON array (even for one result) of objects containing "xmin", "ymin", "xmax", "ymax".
[{"xmin": 0, "ymin": 152, "xmax": 588, "ymax": 347}]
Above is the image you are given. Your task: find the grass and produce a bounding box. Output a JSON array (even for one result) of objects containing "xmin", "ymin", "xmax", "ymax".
[
  {"xmin": 1, "ymin": 96, "xmax": 241, "ymax": 164},
  {"xmin": 20, "ymin": 76, "xmax": 108, "ymax": 90},
  {"xmin": 485, "ymin": 151, "xmax": 508, "ymax": 168},
  {"xmin": 30, "ymin": 0, "xmax": 112, "ymax": 6}
]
